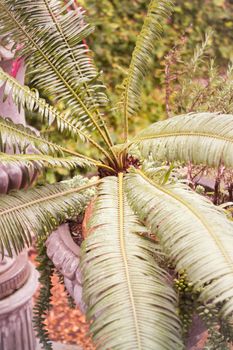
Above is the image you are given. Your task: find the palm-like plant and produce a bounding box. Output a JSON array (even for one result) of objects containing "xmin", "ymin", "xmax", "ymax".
[{"xmin": 1, "ymin": 0, "xmax": 233, "ymax": 349}]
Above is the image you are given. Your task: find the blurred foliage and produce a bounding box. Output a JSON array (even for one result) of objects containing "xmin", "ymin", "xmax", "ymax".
[
  {"xmin": 164, "ymin": 29, "xmax": 233, "ymax": 116},
  {"xmin": 79, "ymin": 0, "xmax": 233, "ymax": 133}
]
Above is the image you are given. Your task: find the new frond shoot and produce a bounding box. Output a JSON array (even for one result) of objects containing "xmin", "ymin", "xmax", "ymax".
[{"xmin": 1, "ymin": 0, "xmax": 233, "ymax": 349}]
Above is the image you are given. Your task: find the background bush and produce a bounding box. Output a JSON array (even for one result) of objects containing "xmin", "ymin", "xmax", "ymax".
[{"xmin": 79, "ymin": 0, "xmax": 233, "ymax": 131}]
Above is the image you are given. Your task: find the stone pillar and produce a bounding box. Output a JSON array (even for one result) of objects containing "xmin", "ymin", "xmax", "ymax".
[
  {"xmin": 46, "ymin": 225, "xmax": 86, "ymax": 313},
  {"xmin": 0, "ymin": 252, "xmax": 38, "ymax": 350}
]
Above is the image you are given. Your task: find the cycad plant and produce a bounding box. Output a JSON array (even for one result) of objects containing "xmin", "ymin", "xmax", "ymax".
[{"xmin": 1, "ymin": 0, "xmax": 233, "ymax": 349}]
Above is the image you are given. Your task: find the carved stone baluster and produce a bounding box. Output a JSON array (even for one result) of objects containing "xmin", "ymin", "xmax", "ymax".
[
  {"xmin": 46, "ymin": 224, "xmax": 86, "ymax": 313},
  {"xmin": 0, "ymin": 252, "xmax": 38, "ymax": 350}
]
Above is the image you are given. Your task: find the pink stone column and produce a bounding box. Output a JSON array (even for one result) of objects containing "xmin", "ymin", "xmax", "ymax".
[{"xmin": 0, "ymin": 253, "xmax": 38, "ymax": 350}]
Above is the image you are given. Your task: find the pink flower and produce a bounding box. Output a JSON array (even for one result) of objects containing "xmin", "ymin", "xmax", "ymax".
[{"xmin": 11, "ymin": 57, "xmax": 23, "ymax": 78}]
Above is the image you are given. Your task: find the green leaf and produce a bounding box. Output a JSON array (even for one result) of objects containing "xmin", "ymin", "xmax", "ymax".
[
  {"xmin": 81, "ymin": 174, "xmax": 183, "ymax": 350},
  {"xmin": 132, "ymin": 112, "xmax": 233, "ymax": 169},
  {"xmin": 125, "ymin": 170, "xmax": 233, "ymax": 318},
  {"xmin": 0, "ymin": 68, "xmax": 114, "ymax": 161},
  {"xmin": 0, "ymin": 0, "xmax": 108, "ymax": 136},
  {"xmin": 0, "ymin": 153, "xmax": 95, "ymax": 170},
  {"xmin": 0, "ymin": 115, "xmax": 110, "ymax": 171},
  {"xmin": 0, "ymin": 176, "xmax": 98, "ymax": 256},
  {"xmin": 0, "ymin": 68, "xmax": 91, "ymax": 142},
  {"xmin": 121, "ymin": 0, "xmax": 173, "ymax": 140},
  {"xmin": 0, "ymin": 115, "xmax": 63, "ymax": 155}
]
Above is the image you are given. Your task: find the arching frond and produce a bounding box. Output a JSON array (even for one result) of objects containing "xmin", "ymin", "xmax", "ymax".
[
  {"xmin": 0, "ymin": 68, "xmax": 93, "ymax": 143},
  {"xmin": 125, "ymin": 170, "xmax": 233, "ymax": 318},
  {"xmin": 121, "ymin": 0, "xmax": 173, "ymax": 141},
  {"xmin": 81, "ymin": 174, "xmax": 183, "ymax": 350},
  {"xmin": 0, "ymin": 153, "xmax": 95, "ymax": 170},
  {"xmin": 132, "ymin": 112, "xmax": 233, "ymax": 169},
  {"xmin": 0, "ymin": 0, "xmax": 111, "ymax": 144},
  {"xmin": 38, "ymin": 0, "xmax": 113, "ymax": 148},
  {"xmin": 0, "ymin": 115, "xmax": 63, "ymax": 155},
  {"xmin": 0, "ymin": 69, "xmax": 113, "ymax": 161},
  {"xmin": 0, "ymin": 176, "xmax": 98, "ymax": 257},
  {"xmin": 0, "ymin": 116, "xmax": 115, "ymax": 172}
]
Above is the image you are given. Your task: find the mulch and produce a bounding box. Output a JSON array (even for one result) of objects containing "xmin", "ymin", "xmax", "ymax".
[
  {"xmin": 45, "ymin": 273, "xmax": 95, "ymax": 349},
  {"xmin": 30, "ymin": 252, "xmax": 95, "ymax": 350}
]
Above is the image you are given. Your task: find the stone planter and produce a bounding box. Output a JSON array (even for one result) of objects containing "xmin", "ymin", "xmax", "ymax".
[
  {"xmin": 0, "ymin": 252, "xmax": 38, "ymax": 350},
  {"xmin": 46, "ymin": 224, "xmax": 86, "ymax": 313}
]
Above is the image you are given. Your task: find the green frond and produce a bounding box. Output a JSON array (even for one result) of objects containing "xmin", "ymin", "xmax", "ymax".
[
  {"xmin": 121, "ymin": 0, "xmax": 173, "ymax": 141},
  {"xmin": 132, "ymin": 112, "xmax": 233, "ymax": 169},
  {"xmin": 0, "ymin": 116, "xmax": 113, "ymax": 171},
  {"xmin": 125, "ymin": 170, "xmax": 233, "ymax": 319},
  {"xmin": 0, "ymin": 0, "xmax": 110, "ymax": 140},
  {"xmin": 0, "ymin": 115, "xmax": 63, "ymax": 155},
  {"xmin": 0, "ymin": 68, "xmax": 115, "ymax": 162},
  {"xmin": 0, "ymin": 152, "xmax": 95, "ymax": 170},
  {"xmin": 0, "ymin": 68, "xmax": 92, "ymax": 143},
  {"xmin": 0, "ymin": 175, "xmax": 98, "ymax": 257},
  {"xmin": 81, "ymin": 174, "xmax": 183, "ymax": 350}
]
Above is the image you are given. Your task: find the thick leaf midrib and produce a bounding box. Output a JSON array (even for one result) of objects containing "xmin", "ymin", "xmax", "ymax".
[
  {"xmin": 0, "ymin": 153, "xmax": 91, "ymax": 168},
  {"xmin": 0, "ymin": 152, "xmax": 113, "ymax": 171},
  {"xmin": 0, "ymin": 116, "xmax": 64, "ymax": 153},
  {"xmin": 134, "ymin": 131, "xmax": 233, "ymax": 143},
  {"xmin": 0, "ymin": 115, "xmax": 103, "ymax": 166},
  {"xmin": 0, "ymin": 180, "xmax": 99, "ymax": 216},
  {"xmin": 0, "ymin": 68, "xmax": 82, "ymax": 141},
  {"xmin": 118, "ymin": 173, "xmax": 142, "ymax": 349}
]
